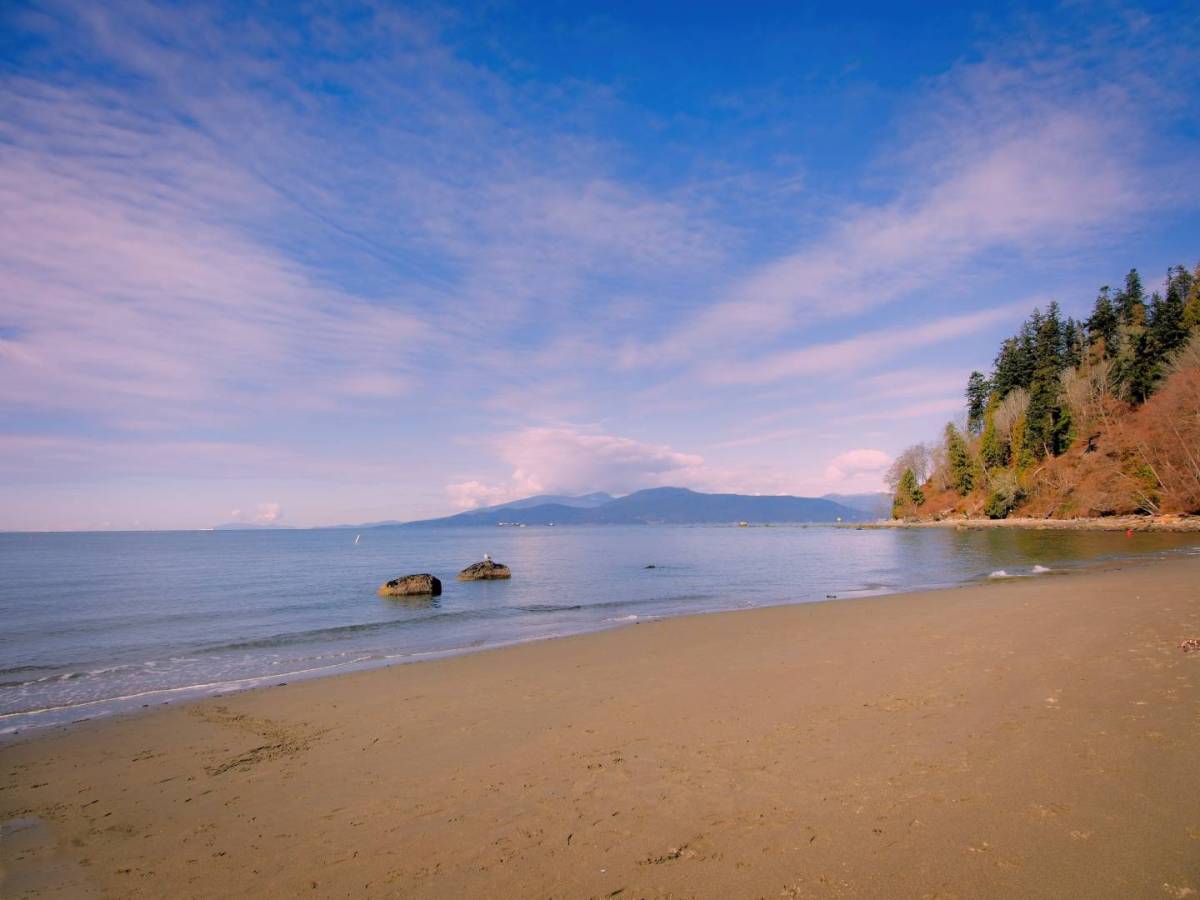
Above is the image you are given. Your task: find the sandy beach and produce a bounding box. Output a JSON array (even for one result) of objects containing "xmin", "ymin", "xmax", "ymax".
[
  {"xmin": 852, "ymin": 515, "xmax": 1200, "ymax": 532},
  {"xmin": 2, "ymin": 554, "xmax": 1199, "ymax": 899}
]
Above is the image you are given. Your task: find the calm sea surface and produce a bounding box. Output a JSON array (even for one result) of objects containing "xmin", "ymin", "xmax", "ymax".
[{"xmin": 2, "ymin": 525, "xmax": 1197, "ymax": 735}]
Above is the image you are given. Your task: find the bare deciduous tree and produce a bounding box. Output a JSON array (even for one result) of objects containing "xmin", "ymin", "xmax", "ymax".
[
  {"xmin": 928, "ymin": 442, "xmax": 951, "ymax": 492},
  {"xmin": 993, "ymin": 388, "xmax": 1029, "ymax": 442},
  {"xmin": 885, "ymin": 443, "xmax": 931, "ymax": 490},
  {"xmin": 1061, "ymin": 359, "xmax": 1112, "ymax": 428}
]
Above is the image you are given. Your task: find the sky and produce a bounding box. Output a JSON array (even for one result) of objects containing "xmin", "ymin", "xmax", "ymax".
[{"xmin": 1, "ymin": 0, "xmax": 1198, "ymax": 531}]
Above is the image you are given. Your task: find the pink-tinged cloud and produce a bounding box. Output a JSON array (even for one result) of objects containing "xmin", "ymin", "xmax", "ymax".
[
  {"xmin": 823, "ymin": 449, "xmax": 892, "ymax": 487},
  {"xmin": 0, "ymin": 100, "xmax": 430, "ymax": 425},
  {"xmin": 230, "ymin": 501, "xmax": 283, "ymax": 525},
  {"xmin": 448, "ymin": 426, "xmax": 899, "ymax": 504},
  {"xmin": 448, "ymin": 427, "xmax": 705, "ymax": 506},
  {"xmin": 445, "ymin": 480, "xmax": 525, "ymax": 511}
]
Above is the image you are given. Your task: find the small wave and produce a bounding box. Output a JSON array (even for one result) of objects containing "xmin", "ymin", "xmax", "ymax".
[
  {"xmin": 1032, "ymin": 565, "xmax": 1052, "ymax": 574},
  {"xmin": 194, "ymin": 593, "xmax": 718, "ymax": 655},
  {"xmin": 0, "ymin": 662, "xmax": 72, "ymax": 678},
  {"xmin": 0, "ymin": 654, "xmax": 377, "ymax": 723},
  {"xmin": 0, "ymin": 663, "xmax": 140, "ymax": 690},
  {"xmin": 195, "ymin": 610, "xmax": 491, "ymax": 653},
  {"xmin": 605, "ymin": 614, "xmax": 640, "ymax": 623},
  {"xmin": 988, "ymin": 569, "xmax": 1012, "ymax": 579}
]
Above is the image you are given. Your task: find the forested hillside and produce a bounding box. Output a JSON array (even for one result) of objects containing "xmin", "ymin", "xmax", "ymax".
[{"xmin": 889, "ymin": 264, "xmax": 1200, "ymax": 520}]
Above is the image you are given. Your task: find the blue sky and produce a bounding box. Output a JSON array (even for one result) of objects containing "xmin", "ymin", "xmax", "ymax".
[{"xmin": 1, "ymin": 0, "xmax": 1198, "ymax": 530}]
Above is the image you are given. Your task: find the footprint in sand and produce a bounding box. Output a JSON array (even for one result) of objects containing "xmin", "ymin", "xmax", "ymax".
[{"xmin": 192, "ymin": 706, "xmax": 326, "ymax": 776}]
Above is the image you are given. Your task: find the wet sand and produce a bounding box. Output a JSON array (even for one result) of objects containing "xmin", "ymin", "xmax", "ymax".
[
  {"xmin": 3, "ymin": 554, "xmax": 1199, "ymax": 899},
  {"xmin": 852, "ymin": 514, "xmax": 1200, "ymax": 531}
]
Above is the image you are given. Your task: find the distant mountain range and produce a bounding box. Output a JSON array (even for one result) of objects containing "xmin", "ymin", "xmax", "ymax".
[
  {"xmin": 212, "ymin": 522, "xmax": 295, "ymax": 531},
  {"xmin": 394, "ymin": 487, "xmax": 871, "ymax": 527},
  {"xmin": 488, "ymin": 491, "xmax": 615, "ymax": 511},
  {"xmin": 820, "ymin": 492, "xmax": 891, "ymax": 517},
  {"xmin": 316, "ymin": 492, "xmax": 618, "ymax": 529},
  {"xmin": 212, "ymin": 488, "xmax": 880, "ymax": 531}
]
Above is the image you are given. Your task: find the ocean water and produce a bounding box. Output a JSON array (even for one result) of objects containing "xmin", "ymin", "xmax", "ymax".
[{"xmin": 2, "ymin": 525, "xmax": 1197, "ymax": 736}]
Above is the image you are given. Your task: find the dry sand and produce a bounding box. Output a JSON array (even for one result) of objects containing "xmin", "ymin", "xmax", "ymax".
[{"xmin": 3, "ymin": 555, "xmax": 1199, "ymax": 899}]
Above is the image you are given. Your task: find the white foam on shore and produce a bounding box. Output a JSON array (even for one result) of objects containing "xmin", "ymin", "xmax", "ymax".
[
  {"xmin": 990, "ymin": 565, "xmax": 1054, "ymax": 579},
  {"xmin": 0, "ymin": 655, "xmax": 378, "ymax": 727}
]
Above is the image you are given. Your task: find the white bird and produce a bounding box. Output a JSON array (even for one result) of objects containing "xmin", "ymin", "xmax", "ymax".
[{"xmin": 483, "ymin": 552, "xmax": 491, "ymax": 561}]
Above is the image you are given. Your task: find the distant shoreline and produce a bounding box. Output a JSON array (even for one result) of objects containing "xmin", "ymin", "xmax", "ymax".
[{"xmin": 849, "ymin": 514, "xmax": 1200, "ymax": 532}]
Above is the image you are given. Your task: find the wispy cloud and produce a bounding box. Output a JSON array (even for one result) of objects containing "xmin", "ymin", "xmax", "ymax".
[
  {"xmin": 832, "ymin": 398, "xmax": 966, "ymax": 426},
  {"xmin": 619, "ymin": 17, "xmax": 1189, "ymax": 374},
  {"xmin": 0, "ymin": 76, "xmax": 430, "ymax": 426},
  {"xmin": 856, "ymin": 367, "xmax": 972, "ymax": 402},
  {"xmin": 700, "ymin": 303, "xmax": 1028, "ymax": 386},
  {"xmin": 0, "ymin": 1, "xmax": 727, "ymax": 430}
]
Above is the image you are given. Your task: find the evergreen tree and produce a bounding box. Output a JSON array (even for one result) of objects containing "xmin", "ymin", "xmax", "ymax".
[
  {"xmin": 1116, "ymin": 268, "xmax": 1146, "ymax": 326},
  {"xmin": 1116, "ymin": 270, "xmax": 1195, "ymax": 404},
  {"xmin": 1062, "ymin": 317, "xmax": 1083, "ymax": 370},
  {"xmin": 1184, "ymin": 264, "xmax": 1200, "ymax": 332},
  {"xmin": 991, "ymin": 337, "xmax": 1023, "ymax": 399},
  {"xmin": 1086, "ymin": 287, "xmax": 1119, "ymax": 355},
  {"xmin": 944, "ymin": 423, "xmax": 976, "ymax": 495},
  {"xmin": 965, "ymin": 371, "xmax": 989, "ymax": 435},
  {"xmin": 1011, "ymin": 411, "xmax": 1030, "ymax": 470},
  {"xmin": 1167, "ymin": 263, "xmax": 1193, "ymax": 303},
  {"xmin": 1124, "ymin": 329, "xmax": 1158, "ymax": 404},
  {"xmin": 1023, "ymin": 305, "xmax": 1072, "ymax": 458},
  {"xmin": 1044, "ymin": 302, "xmax": 1066, "ymax": 369},
  {"xmin": 979, "ymin": 398, "xmax": 1008, "ymax": 469},
  {"xmin": 891, "ymin": 468, "xmax": 925, "ymax": 518},
  {"xmin": 1152, "ymin": 268, "xmax": 1190, "ymax": 356},
  {"xmin": 1015, "ymin": 310, "xmax": 1041, "ymax": 389}
]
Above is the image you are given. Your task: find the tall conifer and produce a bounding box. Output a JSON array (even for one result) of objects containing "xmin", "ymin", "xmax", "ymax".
[
  {"xmin": 944, "ymin": 423, "xmax": 976, "ymax": 495},
  {"xmin": 965, "ymin": 371, "xmax": 989, "ymax": 435},
  {"xmin": 1117, "ymin": 268, "xmax": 1145, "ymax": 326},
  {"xmin": 1086, "ymin": 287, "xmax": 1119, "ymax": 355}
]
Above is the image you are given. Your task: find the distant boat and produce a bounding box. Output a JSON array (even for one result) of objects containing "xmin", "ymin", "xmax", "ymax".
[
  {"xmin": 354, "ymin": 534, "xmax": 361, "ymax": 544},
  {"xmin": 737, "ymin": 521, "xmax": 749, "ymax": 527}
]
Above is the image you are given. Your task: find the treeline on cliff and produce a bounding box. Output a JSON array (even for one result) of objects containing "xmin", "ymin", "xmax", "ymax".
[{"xmin": 889, "ymin": 263, "xmax": 1200, "ymax": 519}]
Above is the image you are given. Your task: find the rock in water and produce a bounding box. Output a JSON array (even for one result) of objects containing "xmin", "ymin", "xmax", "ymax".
[
  {"xmin": 457, "ymin": 559, "xmax": 512, "ymax": 581},
  {"xmin": 378, "ymin": 574, "xmax": 442, "ymax": 597}
]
